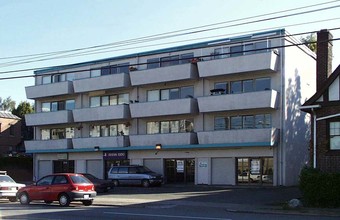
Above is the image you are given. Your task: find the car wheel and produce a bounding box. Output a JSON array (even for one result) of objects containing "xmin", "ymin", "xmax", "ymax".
[
  {"xmin": 141, "ymin": 180, "xmax": 150, "ymax": 187},
  {"xmin": 82, "ymin": 200, "xmax": 93, "ymax": 206},
  {"xmin": 9, "ymin": 197, "xmax": 17, "ymax": 202},
  {"xmin": 19, "ymin": 192, "xmax": 30, "ymax": 205},
  {"xmin": 45, "ymin": 200, "xmax": 53, "ymax": 204},
  {"xmin": 112, "ymin": 180, "xmax": 119, "ymax": 187},
  {"xmin": 58, "ymin": 193, "xmax": 70, "ymax": 207}
]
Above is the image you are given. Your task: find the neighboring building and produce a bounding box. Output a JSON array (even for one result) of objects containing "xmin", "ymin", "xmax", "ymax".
[
  {"xmin": 301, "ymin": 30, "xmax": 340, "ymax": 172},
  {"xmin": 25, "ymin": 29, "xmax": 316, "ymax": 186},
  {"xmin": 0, "ymin": 111, "xmax": 22, "ymax": 156}
]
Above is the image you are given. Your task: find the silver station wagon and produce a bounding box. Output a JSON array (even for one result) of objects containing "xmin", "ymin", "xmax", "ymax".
[{"xmin": 108, "ymin": 165, "xmax": 163, "ymax": 187}]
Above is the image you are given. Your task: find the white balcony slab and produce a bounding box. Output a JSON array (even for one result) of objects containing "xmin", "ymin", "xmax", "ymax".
[
  {"xmin": 73, "ymin": 73, "xmax": 130, "ymax": 93},
  {"xmin": 72, "ymin": 136, "xmax": 129, "ymax": 149},
  {"xmin": 73, "ymin": 104, "xmax": 130, "ymax": 122},
  {"xmin": 130, "ymin": 63, "xmax": 198, "ymax": 86},
  {"xmin": 25, "ymin": 139, "xmax": 72, "ymax": 152},
  {"xmin": 197, "ymin": 51, "xmax": 278, "ymax": 78},
  {"xmin": 25, "ymin": 111, "xmax": 73, "ymax": 126},
  {"xmin": 26, "ymin": 81, "xmax": 74, "ymax": 99},
  {"xmin": 197, "ymin": 90, "xmax": 278, "ymax": 113}
]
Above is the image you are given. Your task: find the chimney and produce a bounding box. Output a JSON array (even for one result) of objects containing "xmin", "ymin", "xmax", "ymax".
[{"xmin": 316, "ymin": 29, "xmax": 333, "ymax": 91}]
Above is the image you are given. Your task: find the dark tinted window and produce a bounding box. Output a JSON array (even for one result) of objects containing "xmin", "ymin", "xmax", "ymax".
[
  {"xmin": 129, "ymin": 167, "xmax": 138, "ymax": 174},
  {"xmin": 110, "ymin": 167, "xmax": 119, "ymax": 174},
  {"xmin": 37, "ymin": 175, "xmax": 54, "ymax": 186},
  {"xmin": 118, "ymin": 167, "xmax": 128, "ymax": 174},
  {"xmin": 53, "ymin": 175, "xmax": 68, "ymax": 184}
]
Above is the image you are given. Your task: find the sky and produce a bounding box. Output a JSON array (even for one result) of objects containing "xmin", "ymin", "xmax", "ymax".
[{"xmin": 1, "ymin": 0, "xmax": 340, "ymax": 106}]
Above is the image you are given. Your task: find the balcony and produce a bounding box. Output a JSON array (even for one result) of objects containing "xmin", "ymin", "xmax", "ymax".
[
  {"xmin": 197, "ymin": 128, "xmax": 279, "ymax": 146},
  {"xmin": 73, "ymin": 73, "xmax": 130, "ymax": 93},
  {"xmin": 130, "ymin": 63, "xmax": 198, "ymax": 86},
  {"xmin": 26, "ymin": 81, "xmax": 74, "ymax": 99},
  {"xmin": 25, "ymin": 110, "xmax": 73, "ymax": 126},
  {"xmin": 197, "ymin": 51, "xmax": 278, "ymax": 78},
  {"xmin": 72, "ymin": 136, "xmax": 129, "ymax": 149},
  {"xmin": 197, "ymin": 90, "xmax": 278, "ymax": 113},
  {"xmin": 25, "ymin": 139, "xmax": 73, "ymax": 153},
  {"xmin": 73, "ymin": 104, "xmax": 130, "ymax": 122},
  {"xmin": 130, "ymin": 98, "xmax": 198, "ymax": 118},
  {"xmin": 129, "ymin": 132, "xmax": 198, "ymax": 146}
]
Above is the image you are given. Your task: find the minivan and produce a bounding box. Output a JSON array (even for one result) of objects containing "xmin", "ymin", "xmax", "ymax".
[{"xmin": 108, "ymin": 165, "xmax": 163, "ymax": 187}]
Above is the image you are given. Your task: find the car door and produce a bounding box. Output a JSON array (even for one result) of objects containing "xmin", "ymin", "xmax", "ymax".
[
  {"xmin": 49, "ymin": 175, "xmax": 69, "ymax": 201},
  {"xmin": 128, "ymin": 167, "xmax": 140, "ymax": 185},
  {"xmin": 117, "ymin": 167, "xmax": 129, "ymax": 185},
  {"xmin": 30, "ymin": 175, "xmax": 54, "ymax": 200}
]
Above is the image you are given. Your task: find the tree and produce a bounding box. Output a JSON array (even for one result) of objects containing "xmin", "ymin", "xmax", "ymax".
[
  {"xmin": 300, "ymin": 33, "xmax": 317, "ymax": 52},
  {"xmin": 12, "ymin": 101, "xmax": 34, "ymax": 118},
  {"xmin": 0, "ymin": 96, "xmax": 16, "ymax": 112}
]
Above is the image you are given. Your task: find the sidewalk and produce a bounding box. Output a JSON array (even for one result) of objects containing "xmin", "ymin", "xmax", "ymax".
[{"xmin": 93, "ymin": 185, "xmax": 340, "ymax": 217}]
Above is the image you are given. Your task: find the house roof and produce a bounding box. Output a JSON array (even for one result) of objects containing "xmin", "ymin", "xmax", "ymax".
[
  {"xmin": 302, "ymin": 64, "xmax": 340, "ymax": 107},
  {"xmin": 0, "ymin": 111, "xmax": 21, "ymax": 120}
]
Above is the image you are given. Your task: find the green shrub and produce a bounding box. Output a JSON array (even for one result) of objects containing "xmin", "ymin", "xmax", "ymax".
[{"xmin": 299, "ymin": 167, "xmax": 340, "ymax": 208}]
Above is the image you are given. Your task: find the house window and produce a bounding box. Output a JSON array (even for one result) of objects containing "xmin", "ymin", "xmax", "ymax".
[
  {"xmin": 180, "ymin": 86, "xmax": 194, "ymax": 98},
  {"xmin": 255, "ymin": 114, "xmax": 271, "ymax": 128},
  {"xmin": 65, "ymin": 100, "xmax": 75, "ymax": 110},
  {"xmin": 230, "ymin": 45, "xmax": 243, "ymax": 57},
  {"xmin": 41, "ymin": 129, "xmax": 50, "ymax": 140},
  {"xmin": 330, "ymin": 122, "xmax": 340, "ymax": 150},
  {"xmin": 231, "ymin": 116, "xmax": 242, "ymax": 129},
  {"xmin": 160, "ymin": 55, "xmax": 179, "ymax": 67},
  {"xmin": 148, "ymin": 90, "xmax": 160, "ymax": 102},
  {"xmin": 109, "ymin": 95, "xmax": 118, "ymax": 105},
  {"xmin": 180, "ymin": 53, "xmax": 194, "ymax": 64},
  {"xmin": 243, "ymin": 115, "xmax": 255, "ymax": 129},
  {"xmin": 214, "ymin": 117, "xmax": 229, "ymax": 130},
  {"xmin": 255, "ymin": 41, "xmax": 269, "ymax": 53},
  {"xmin": 147, "ymin": 122, "xmax": 159, "ymax": 134},
  {"xmin": 255, "ymin": 78, "xmax": 271, "ymax": 91},
  {"xmin": 118, "ymin": 94, "xmax": 129, "ymax": 105},
  {"xmin": 90, "ymin": 125, "xmax": 100, "ymax": 137},
  {"xmin": 243, "ymin": 80, "xmax": 254, "ymax": 93},
  {"xmin": 147, "ymin": 119, "xmax": 193, "ymax": 134},
  {"xmin": 42, "ymin": 75, "xmax": 51, "ymax": 84},
  {"xmin": 214, "ymin": 82, "xmax": 228, "ymax": 94},
  {"xmin": 147, "ymin": 58, "xmax": 160, "ymax": 69},
  {"xmin": 42, "ymin": 102, "xmax": 51, "ymax": 112},
  {"xmin": 52, "ymin": 74, "xmax": 65, "ymax": 83},
  {"xmin": 231, "ymin": 81, "xmax": 242, "ymax": 94},
  {"xmin": 90, "ymin": 69, "xmax": 101, "ymax": 77},
  {"xmin": 214, "ymin": 47, "xmax": 229, "ymax": 59}
]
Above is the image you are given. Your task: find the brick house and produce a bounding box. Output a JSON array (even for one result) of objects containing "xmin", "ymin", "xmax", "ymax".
[
  {"xmin": 0, "ymin": 111, "xmax": 22, "ymax": 156},
  {"xmin": 301, "ymin": 29, "xmax": 340, "ymax": 172}
]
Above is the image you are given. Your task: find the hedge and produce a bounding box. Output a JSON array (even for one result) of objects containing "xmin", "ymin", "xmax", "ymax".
[{"xmin": 299, "ymin": 167, "xmax": 340, "ymax": 208}]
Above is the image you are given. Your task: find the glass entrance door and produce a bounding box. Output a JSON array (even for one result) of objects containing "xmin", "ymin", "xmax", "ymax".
[{"xmin": 164, "ymin": 159, "xmax": 195, "ymax": 184}]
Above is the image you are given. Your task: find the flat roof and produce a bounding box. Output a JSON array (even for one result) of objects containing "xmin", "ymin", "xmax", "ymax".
[{"xmin": 35, "ymin": 29, "xmax": 285, "ymax": 75}]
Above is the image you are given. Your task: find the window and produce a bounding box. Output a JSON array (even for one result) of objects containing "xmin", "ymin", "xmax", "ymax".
[
  {"xmin": 214, "ymin": 82, "xmax": 228, "ymax": 94},
  {"xmin": 231, "ymin": 116, "xmax": 242, "ymax": 129},
  {"xmin": 180, "ymin": 119, "xmax": 194, "ymax": 132},
  {"xmin": 180, "ymin": 86, "xmax": 194, "ymax": 98},
  {"xmin": 244, "ymin": 43, "xmax": 254, "ymax": 55},
  {"xmin": 109, "ymin": 95, "xmax": 118, "ymax": 105},
  {"xmin": 42, "ymin": 76, "xmax": 51, "ymax": 84},
  {"xmin": 161, "ymin": 89, "xmax": 170, "ymax": 100},
  {"xmin": 255, "ymin": 78, "xmax": 271, "ymax": 91},
  {"xmin": 180, "ymin": 53, "xmax": 194, "ymax": 64},
  {"xmin": 161, "ymin": 121, "xmax": 170, "ymax": 133},
  {"xmin": 147, "ymin": 58, "xmax": 160, "ymax": 69},
  {"xmin": 117, "ymin": 63, "xmax": 129, "ymax": 73},
  {"xmin": 41, "ymin": 129, "xmax": 50, "ymax": 140},
  {"xmin": 65, "ymin": 128, "xmax": 74, "ymax": 138},
  {"xmin": 230, "ymin": 45, "xmax": 243, "ymax": 57},
  {"xmin": 90, "ymin": 97, "xmax": 100, "ymax": 108},
  {"xmin": 101, "ymin": 66, "xmax": 110, "ymax": 75},
  {"xmin": 101, "ymin": 96, "xmax": 109, "ymax": 106},
  {"xmin": 118, "ymin": 124, "xmax": 129, "ymax": 135},
  {"xmin": 169, "ymin": 88, "xmax": 179, "ymax": 99},
  {"xmin": 160, "ymin": 55, "xmax": 179, "ymax": 67},
  {"xmin": 42, "ymin": 102, "xmax": 50, "ymax": 112},
  {"xmin": 243, "ymin": 80, "xmax": 254, "ymax": 93},
  {"xmin": 109, "ymin": 125, "xmax": 118, "ymax": 136},
  {"xmin": 231, "ymin": 81, "xmax": 242, "ymax": 94},
  {"xmin": 330, "ymin": 122, "xmax": 340, "ymax": 150},
  {"xmin": 255, "ymin": 114, "xmax": 271, "ymax": 128},
  {"xmin": 90, "ymin": 125, "xmax": 100, "ymax": 137},
  {"xmin": 170, "ymin": 121, "xmax": 179, "ymax": 133},
  {"xmin": 101, "ymin": 125, "xmax": 109, "ymax": 137},
  {"xmin": 51, "ymin": 102, "xmax": 58, "ymax": 112},
  {"xmin": 214, "ymin": 47, "xmax": 229, "ymax": 59},
  {"xmin": 65, "ymin": 100, "xmax": 75, "ymax": 110},
  {"xmin": 255, "ymin": 41, "xmax": 269, "ymax": 53},
  {"xmin": 243, "ymin": 115, "xmax": 254, "ymax": 129},
  {"xmin": 66, "ymin": 72, "xmax": 76, "ymax": 81},
  {"xmin": 118, "ymin": 93, "xmax": 129, "ymax": 104},
  {"xmin": 147, "ymin": 90, "xmax": 160, "ymax": 102},
  {"xmin": 214, "ymin": 117, "xmax": 229, "ymax": 130},
  {"xmin": 91, "ymin": 69, "xmax": 101, "ymax": 77},
  {"xmin": 52, "ymin": 74, "xmax": 65, "ymax": 83},
  {"xmin": 51, "ymin": 128, "xmax": 65, "ymax": 139},
  {"xmin": 147, "ymin": 122, "xmax": 159, "ymax": 134}
]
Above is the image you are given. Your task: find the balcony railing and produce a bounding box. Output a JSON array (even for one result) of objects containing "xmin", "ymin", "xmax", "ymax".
[
  {"xmin": 25, "ymin": 139, "xmax": 73, "ymax": 152},
  {"xmin": 129, "ymin": 132, "xmax": 198, "ymax": 146},
  {"xmin": 197, "ymin": 128, "xmax": 279, "ymax": 146},
  {"xmin": 72, "ymin": 136, "xmax": 129, "ymax": 149},
  {"xmin": 197, "ymin": 90, "xmax": 278, "ymax": 113},
  {"xmin": 25, "ymin": 110, "xmax": 73, "ymax": 126},
  {"xmin": 130, "ymin": 98, "xmax": 198, "ymax": 118},
  {"xmin": 73, "ymin": 73, "xmax": 131, "ymax": 93},
  {"xmin": 26, "ymin": 81, "xmax": 74, "ymax": 99},
  {"xmin": 130, "ymin": 63, "xmax": 198, "ymax": 86},
  {"xmin": 197, "ymin": 51, "xmax": 278, "ymax": 78},
  {"xmin": 73, "ymin": 104, "xmax": 130, "ymax": 122}
]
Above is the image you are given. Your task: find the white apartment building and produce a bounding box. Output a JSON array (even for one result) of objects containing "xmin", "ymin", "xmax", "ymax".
[{"xmin": 25, "ymin": 29, "xmax": 316, "ymax": 186}]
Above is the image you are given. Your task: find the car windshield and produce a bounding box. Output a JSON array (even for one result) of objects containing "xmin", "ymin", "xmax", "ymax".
[
  {"xmin": 137, "ymin": 166, "xmax": 152, "ymax": 173},
  {"xmin": 70, "ymin": 175, "xmax": 92, "ymax": 184},
  {"xmin": 0, "ymin": 175, "xmax": 15, "ymax": 183}
]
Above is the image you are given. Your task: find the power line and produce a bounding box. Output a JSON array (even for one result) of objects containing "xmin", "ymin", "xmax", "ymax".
[
  {"xmin": 1, "ymin": 36, "xmax": 339, "ymax": 81},
  {"xmin": 1, "ymin": 0, "xmax": 339, "ymax": 68}
]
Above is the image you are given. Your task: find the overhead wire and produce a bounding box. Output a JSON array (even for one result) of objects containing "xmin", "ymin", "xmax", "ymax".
[{"xmin": 1, "ymin": 0, "xmax": 340, "ymax": 68}]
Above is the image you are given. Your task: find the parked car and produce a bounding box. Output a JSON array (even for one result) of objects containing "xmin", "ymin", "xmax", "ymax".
[
  {"xmin": 16, "ymin": 173, "xmax": 96, "ymax": 207},
  {"xmin": 80, "ymin": 173, "xmax": 113, "ymax": 193},
  {"xmin": 108, "ymin": 165, "xmax": 163, "ymax": 187},
  {"xmin": 0, "ymin": 171, "xmax": 25, "ymax": 202}
]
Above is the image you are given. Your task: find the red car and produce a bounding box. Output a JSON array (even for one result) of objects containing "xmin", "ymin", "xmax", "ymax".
[{"xmin": 16, "ymin": 173, "xmax": 97, "ymax": 207}]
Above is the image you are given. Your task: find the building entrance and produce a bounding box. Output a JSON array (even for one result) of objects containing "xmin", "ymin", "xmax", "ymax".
[
  {"xmin": 164, "ymin": 159, "xmax": 195, "ymax": 184},
  {"xmin": 237, "ymin": 157, "xmax": 273, "ymax": 185}
]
